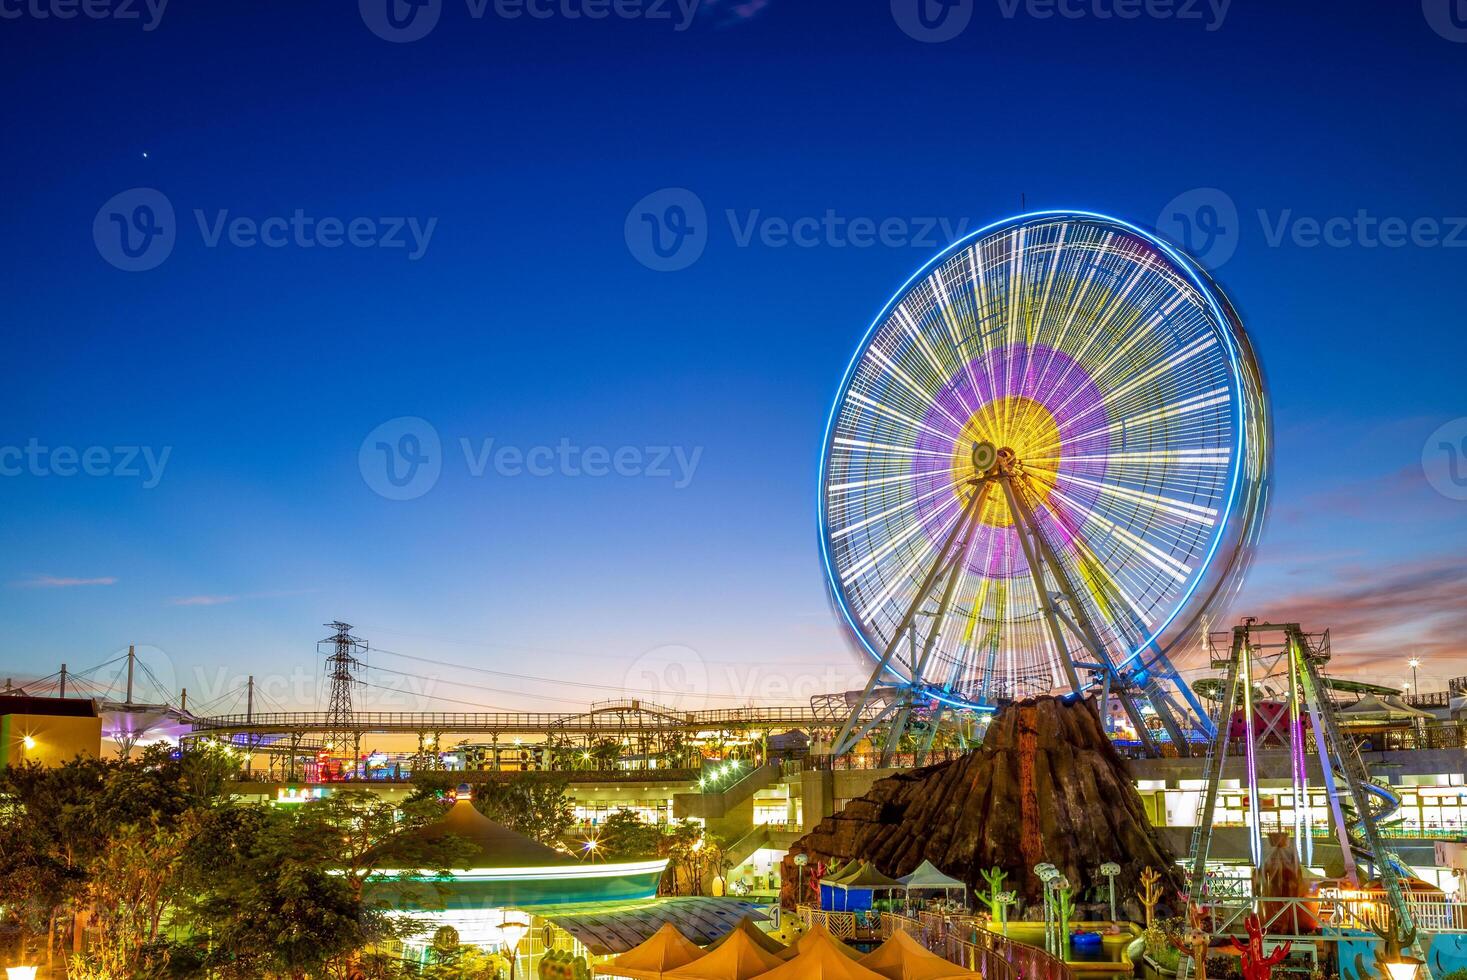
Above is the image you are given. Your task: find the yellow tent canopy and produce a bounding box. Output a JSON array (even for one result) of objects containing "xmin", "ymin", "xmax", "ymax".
[
  {"xmin": 598, "ymin": 922, "xmax": 705, "ymax": 979},
  {"xmin": 859, "ymin": 929, "xmax": 981, "ymax": 980},
  {"xmin": 754, "ymin": 940, "xmax": 890, "ymax": 980},
  {"xmin": 704, "ymin": 917, "xmax": 789, "ymax": 958},
  {"xmin": 668, "ymin": 928, "xmax": 786, "ymax": 980},
  {"xmin": 787, "ymin": 923, "xmax": 864, "ymax": 961}
]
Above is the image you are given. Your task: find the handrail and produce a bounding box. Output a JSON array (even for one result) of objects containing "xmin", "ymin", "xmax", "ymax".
[
  {"xmin": 799, "ymin": 906, "xmax": 1076, "ymax": 980},
  {"xmin": 186, "ymin": 706, "xmax": 840, "ymax": 735}
]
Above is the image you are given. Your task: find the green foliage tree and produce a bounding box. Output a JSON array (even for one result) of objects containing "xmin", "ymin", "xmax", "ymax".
[
  {"xmin": 595, "ymin": 809, "xmax": 663, "ymax": 860},
  {"xmin": 472, "ymin": 775, "xmax": 574, "ymax": 846},
  {"xmin": 0, "ymin": 741, "xmax": 239, "ymax": 974}
]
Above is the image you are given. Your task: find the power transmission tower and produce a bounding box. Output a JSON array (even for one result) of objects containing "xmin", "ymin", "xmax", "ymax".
[{"xmin": 320, "ymin": 621, "xmax": 366, "ymax": 778}]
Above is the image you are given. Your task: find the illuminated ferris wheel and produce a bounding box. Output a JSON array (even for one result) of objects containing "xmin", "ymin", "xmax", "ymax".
[{"xmin": 820, "ymin": 212, "xmax": 1269, "ymax": 757}]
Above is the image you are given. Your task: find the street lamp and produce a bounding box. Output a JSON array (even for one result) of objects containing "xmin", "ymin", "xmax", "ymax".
[
  {"xmin": 1408, "ymin": 657, "xmax": 1422, "ymax": 701},
  {"xmin": 794, "ymin": 853, "xmax": 809, "ymax": 907},
  {"xmin": 1384, "ymin": 959, "xmax": 1421, "ymax": 980},
  {"xmin": 499, "ymin": 915, "xmax": 530, "ymax": 980}
]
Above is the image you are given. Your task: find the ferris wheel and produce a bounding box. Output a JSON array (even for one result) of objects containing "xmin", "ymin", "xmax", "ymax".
[{"xmin": 820, "ymin": 212, "xmax": 1269, "ymax": 758}]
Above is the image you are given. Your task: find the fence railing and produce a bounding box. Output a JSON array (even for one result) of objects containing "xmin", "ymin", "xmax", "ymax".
[
  {"xmin": 1193, "ymin": 885, "xmax": 1467, "ymax": 938},
  {"xmin": 802, "ymin": 749, "xmax": 969, "ymax": 771},
  {"xmin": 798, "ymin": 907, "xmax": 1074, "ymax": 980}
]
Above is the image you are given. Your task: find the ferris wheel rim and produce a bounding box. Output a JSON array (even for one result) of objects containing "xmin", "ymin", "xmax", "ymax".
[{"xmin": 816, "ymin": 208, "xmax": 1258, "ymax": 710}]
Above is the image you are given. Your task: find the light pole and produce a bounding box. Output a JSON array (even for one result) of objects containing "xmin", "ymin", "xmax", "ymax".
[
  {"xmin": 498, "ymin": 916, "xmax": 529, "ymax": 980},
  {"xmin": 1409, "ymin": 657, "xmax": 1421, "ymax": 701}
]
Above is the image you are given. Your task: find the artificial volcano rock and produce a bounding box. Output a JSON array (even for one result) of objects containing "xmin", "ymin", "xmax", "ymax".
[{"xmin": 782, "ymin": 696, "xmax": 1184, "ymax": 915}]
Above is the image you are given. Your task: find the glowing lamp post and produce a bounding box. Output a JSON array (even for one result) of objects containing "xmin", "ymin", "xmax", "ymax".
[
  {"xmin": 1099, "ymin": 862, "xmax": 1121, "ymax": 924},
  {"xmin": 794, "ymin": 853, "xmax": 809, "ymax": 907},
  {"xmin": 996, "ymin": 891, "xmax": 1017, "ymax": 936},
  {"xmin": 1408, "ymin": 658, "xmax": 1421, "ymax": 701},
  {"xmin": 499, "ymin": 915, "xmax": 530, "ymax": 980},
  {"xmin": 1384, "ymin": 957, "xmax": 1422, "ymax": 980},
  {"xmin": 1034, "ymin": 863, "xmax": 1059, "ymax": 954}
]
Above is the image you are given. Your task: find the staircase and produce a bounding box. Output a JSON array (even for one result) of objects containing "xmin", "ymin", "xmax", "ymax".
[{"xmin": 673, "ymin": 761, "xmax": 781, "ymax": 820}]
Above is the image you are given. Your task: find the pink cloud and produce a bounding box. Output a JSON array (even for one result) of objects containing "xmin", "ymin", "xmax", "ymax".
[
  {"xmin": 13, "ymin": 574, "xmax": 118, "ymax": 588},
  {"xmin": 1231, "ymin": 555, "xmax": 1467, "ymax": 685}
]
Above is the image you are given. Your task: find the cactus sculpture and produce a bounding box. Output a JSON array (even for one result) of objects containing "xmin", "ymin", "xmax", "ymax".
[
  {"xmin": 1137, "ymin": 867, "xmax": 1164, "ymax": 930},
  {"xmin": 1226, "ymin": 912, "xmax": 1291, "ymax": 980},
  {"xmin": 980, "ymin": 866, "xmax": 1009, "ymax": 921},
  {"xmin": 1165, "ymin": 902, "xmax": 1213, "ymax": 980},
  {"xmin": 1053, "ymin": 876, "xmax": 1075, "ymax": 953},
  {"xmin": 1352, "ymin": 911, "xmax": 1418, "ymax": 980}
]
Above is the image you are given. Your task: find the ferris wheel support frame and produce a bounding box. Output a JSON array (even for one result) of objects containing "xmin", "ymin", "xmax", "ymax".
[
  {"xmin": 829, "ymin": 448, "xmax": 1205, "ymax": 760},
  {"xmin": 830, "ymin": 480, "xmax": 989, "ymax": 759}
]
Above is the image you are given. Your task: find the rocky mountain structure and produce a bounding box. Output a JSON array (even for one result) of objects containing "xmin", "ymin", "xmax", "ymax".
[{"xmin": 782, "ymin": 696, "xmax": 1185, "ymax": 915}]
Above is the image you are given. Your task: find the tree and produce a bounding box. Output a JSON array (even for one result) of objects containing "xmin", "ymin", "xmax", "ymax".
[
  {"xmin": 0, "ymin": 742, "xmax": 240, "ymax": 974},
  {"xmin": 596, "ymin": 809, "xmax": 662, "ymax": 861},
  {"xmin": 472, "ymin": 775, "xmax": 573, "ymax": 846},
  {"xmin": 172, "ymin": 791, "xmax": 474, "ymax": 979}
]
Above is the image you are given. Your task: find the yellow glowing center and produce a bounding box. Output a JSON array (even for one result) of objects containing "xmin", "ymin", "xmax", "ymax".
[{"xmin": 950, "ymin": 395, "xmax": 1062, "ymax": 527}]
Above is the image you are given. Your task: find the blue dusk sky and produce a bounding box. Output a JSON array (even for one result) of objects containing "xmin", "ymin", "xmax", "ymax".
[{"xmin": 1, "ymin": 0, "xmax": 1464, "ymax": 713}]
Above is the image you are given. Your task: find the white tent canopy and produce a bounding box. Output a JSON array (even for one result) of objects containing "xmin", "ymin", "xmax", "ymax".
[
  {"xmin": 1337, "ymin": 694, "xmax": 1432, "ymax": 723},
  {"xmin": 897, "ymin": 860, "xmax": 966, "ymax": 893}
]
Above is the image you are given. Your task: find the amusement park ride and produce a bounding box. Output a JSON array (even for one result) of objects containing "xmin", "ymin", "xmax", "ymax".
[
  {"xmin": 819, "ymin": 212, "xmax": 1268, "ymax": 760},
  {"xmin": 10, "ymin": 209, "xmax": 1434, "ymax": 969},
  {"xmin": 816, "ymin": 211, "xmax": 1422, "ymax": 959}
]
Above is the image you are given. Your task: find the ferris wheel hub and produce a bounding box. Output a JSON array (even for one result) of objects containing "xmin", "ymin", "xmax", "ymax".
[{"xmin": 971, "ymin": 440, "xmax": 998, "ymax": 473}]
